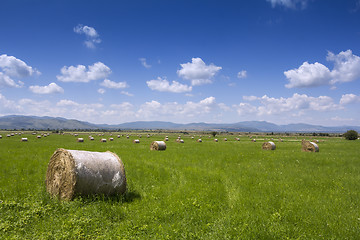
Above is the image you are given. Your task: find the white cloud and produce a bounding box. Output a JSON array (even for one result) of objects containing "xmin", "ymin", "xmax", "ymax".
[
  {"xmin": 100, "ymin": 79, "xmax": 128, "ymax": 89},
  {"xmin": 139, "ymin": 58, "xmax": 151, "ymax": 69},
  {"xmin": 57, "ymin": 62, "xmax": 111, "ymax": 83},
  {"xmin": 284, "ymin": 62, "xmax": 331, "ymax": 88},
  {"xmin": 285, "ymin": 50, "xmax": 360, "ymax": 88},
  {"xmin": 74, "ymin": 24, "xmax": 101, "ymax": 49},
  {"xmin": 29, "ymin": 82, "xmax": 64, "ymax": 94},
  {"xmin": 0, "ymin": 93, "xmax": 20, "ymax": 113},
  {"xmin": 177, "ymin": 58, "xmax": 222, "ymax": 86},
  {"xmin": 237, "ymin": 70, "xmax": 247, "ymax": 79},
  {"xmin": 238, "ymin": 93, "xmax": 340, "ymax": 116},
  {"xmin": 266, "ymin": 0, "xmax": 308, "ymax": 9},
  {"xmin": 98, "ymin": 88, "xmax": 106, "ymax": 94},
  {"xmin": 146, "ymin": 77, "xmax": 192, "ymax": 93},
  {"xmin": 340, "ymin": 93, "xmax": 360, "ymax": 105},
  {"xmin": 57, "ymin": 99, "xmax": 79, "ymax": 107},
  {"xmin": 327, "ymin": 50, "xmax": 360, "ymax": 84},
  {"xmin": 121, "ymin": 91, "xmax": 134, "ymax": 97},
  {"xmin": 0, "ymin": 54, "xmax": 40, "ymax": 78},
  {"xmin": 0, "ymin": 72, "xmax": 23, "ymax": 88}
]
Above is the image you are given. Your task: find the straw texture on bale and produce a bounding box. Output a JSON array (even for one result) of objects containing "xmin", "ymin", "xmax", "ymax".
[
  {"xmin": 262, "ymin": 141, "xmax": 276, "ymax": 150},
  {"xmin": 46, "ymin": 148, "xmax": 126, "ymax": 200},
  {"xmin": 150, "ymin": 141, "xmax": 167, "ymax": 151},
  {"xmin": 301, "ymin": 140, "xmax": 319, "ymax": 152}
]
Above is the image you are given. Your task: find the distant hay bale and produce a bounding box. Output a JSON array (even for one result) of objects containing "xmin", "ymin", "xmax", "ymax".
[
  {"xmin": 262, "ymin": 141, "xmax": 276, "ymax": 150},
  {"xmin": 176, "ymin": 139, "xmax": 184, "ymax": 143},
  {"xmin": 77, "ymin": 138, "xmax": 84, "ymax": 142},
  {"xmin": 235, "ymin": 138, "xmax": 240, "ymax": 141},
  {"xmin": 133, "ymin": 139, "xmax": 140, "ymax": 143},
  {"xmin": 126, "ymin": 136, "xmax": 129, "ymax": 139},
  {"xmin": 21, "ymin": 138, "xmax": 28, "ymax": 142},
  {"xmin": 150, "ymin": 141, "xmax": 166, "ymax": 151},
  {"xmin": 89, "ymin": 137, "xmax": 94, "ymax": 141},
  {"xmin": 7, "ymin": 134, "xmax": 11, "ymax": 137},
  {"xmin": 100, "ymin": 138, "xmax": 107, "ymax": 142},
  {"xmin": 45, "ymin": 148, "xmax": 126, "ymax": 200},
  {"xmin": 191, "ymin": 137, "xmax": 194, "ymax": 139},
  {"xmin": 74, "ymin": 134, "xmax": 78, "ymax": 137},
  {"xmin": 164, "ymin": 137, "xmax": 169, "ymax": 141},
  {"xmin": 117, "ymin": 135, "xmax": 121, "ymax": 138},
  {"xmin": 179, "ymin": 139, "xmax": 184, "ymax": 143},
  {"xmin": 214, "ymin": 139, "xmax": 218, "ymax": 142},
  {"xmin": 224, "ymin": 138, "xmax": 227, "ymax": 141},
  {"xmin": 197, "ymin": 139, "xmax": 202, "ymax": 142},
  {"xmin": 0, "ymin": 135, "xmax": 2, "ymax": 139},
  {"xmin": 109, "ymin": 138, "xmax": 114, "ymax": 141},
  {"xmin": 302, "ymin": 140, "xmax": 319, "ymax": 152},
  {"xmin": 252, "ymin": 139, "xmax": 256, "ymax": 142}
]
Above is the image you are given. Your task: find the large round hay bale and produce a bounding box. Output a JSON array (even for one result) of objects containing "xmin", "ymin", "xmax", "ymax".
[
  {"xmin": 100, "ymin": 138, "xmax": 107, "ymax": 142},
  {"xmin": 214, "ymin": 139, "xmax": 218, "ymax": 142},
  {"xmin": 262, "ymin": 141, "xmax": 276, "ymax": 150},
  {"xmin": 77, "ymin": 138, "xmax": 84, "ymax": 142},
  {"xmin": 45, "ymin": 149, "xmax": 126, "ymax": 200},
  {"xmin": 197, "ymin": 139, "xmax": 202, "ymax": 142},
  {"xmin": 150, "ymin": 141, "xmax": 166, "ymax": 151},
  {"xmin": 133, "ymin": 139, "xmax": 140, "ymax": 143},
  {"xmin": 21, "ymin": 138, "xmax": 28, "ymax": 142},
  {"xmin": 109, "ymin": 138, "xmax": 114, "ymax": 141},
  {"xmin": 302, "ymin": 140, "xmax": 319, "ymax": 152}
]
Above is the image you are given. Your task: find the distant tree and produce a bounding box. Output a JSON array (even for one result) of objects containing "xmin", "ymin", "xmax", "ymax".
[
  {"xmin": 211, "ymin": 131, "xmax": 217, "ymax": 137},
  {"xmin": 343, "ymin": 130, "xmax": 358, "ymax": 140}
]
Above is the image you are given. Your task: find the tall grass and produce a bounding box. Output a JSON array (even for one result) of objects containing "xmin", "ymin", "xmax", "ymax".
[{"xmin": 1, "ymin": 132, "xmax": 359, "ymax": 239}]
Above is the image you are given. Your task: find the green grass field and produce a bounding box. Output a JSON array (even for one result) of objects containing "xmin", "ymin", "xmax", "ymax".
[{"xmin": 1, "ymin": 132, "xmax": 359, "ymax": 239}]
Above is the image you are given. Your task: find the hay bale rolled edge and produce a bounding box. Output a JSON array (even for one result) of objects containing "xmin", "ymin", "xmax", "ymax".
[
  {"xmin": 262, "ymin": 141, "xmax": 276, "ymax": 150},
  {"xmin": 301, "ymin": 140, "xmax": 319, "ymax": 152},
  {"xmin": 45, "ymin": 148, "xmax": 126, "ymax": 200},
  {"xmin": 150, "ymin": 141, "xmax": 167, "ymax": 150}
]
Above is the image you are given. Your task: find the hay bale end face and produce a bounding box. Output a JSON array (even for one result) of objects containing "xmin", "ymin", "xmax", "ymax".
[
  {"xmin": 301, "ymin": 140, "xmax": 319, "ymax": 152},
  {"xmin": 262, "ymin": 141, "xmax": 276, "ymax": 150},
  {"xmin": 150, "ymin": 141, "xmax": 167, "ymax": 151},
  {"xmin": 46, "ymin": 149, "xmax": 126, "ymax": 200}
]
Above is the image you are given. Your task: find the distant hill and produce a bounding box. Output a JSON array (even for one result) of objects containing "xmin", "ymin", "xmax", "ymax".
[{"xmin": 0, "ymin": 115, "xmax": 359, "ymax": 133}]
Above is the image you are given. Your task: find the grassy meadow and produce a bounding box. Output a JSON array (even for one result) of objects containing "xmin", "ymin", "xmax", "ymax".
[{"xmin": 0, "ymin": 131, "xmax": 359, "ymax": 239}]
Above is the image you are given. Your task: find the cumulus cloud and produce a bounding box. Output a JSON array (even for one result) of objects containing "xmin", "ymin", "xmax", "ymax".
[
  {"xmin": 100, "ymin": 79, "xmax": 128, "ymax": 89},
  {"xmin": 340, "ymin": 93, "xmax": 360, "ymax": 105},
  {"xmin": 29, "ymin": 82, "xmax": 64, "ymax": 94},
  {"xmin": 0, "ymin": 54, "xmax": 39, "ymax": 88},
  {"xmin": 177, "ymin": 58, "xmax": 222, "ymax": 86},
  {"xmin": 266, "ymin": 0, "xmax": 308, "ymax": 9},
  {"xmin": 236, "ymin": 93, "xmax": 340, "ymax": 116},
  {"xmin": 139, "ymin": 58, "xmax": 151, "ymax": 69},
  {"xmin": 237, "ymin": 70, "xmax": 247, "ymax": 79},
  {"xmin": 285, "ymin": 50, "xmax": 360, "ymax": 88},
  {"xmin": 284, "ymin": 62, "xmax": 331, "ymax": 88},
  {"xmin": 146, "ymin": 77, "xmax": 192, "ymax": 93},
  {"xmin": 57, "ymin": 62, "xmax": 111, "ymax": 83},
  {"xmin": 121, "ymin": 91, "xmax": 134, "ymax": 97},
  {"xmin": 74, "ymin": 24, "xmax": 101, "ymax": 49},
  {"xmin": 98, "ymin": 88, "xmax": 106, "ymax": 94}
]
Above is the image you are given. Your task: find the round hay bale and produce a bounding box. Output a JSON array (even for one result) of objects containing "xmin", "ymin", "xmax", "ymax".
[
  {"xmin": 164, "ymin": 137, "xmax": 169, "ymax": 141},
  {"xmin": 109, "ymin": 138, "xmax": 114, "ymax": 141},
  {"xmin": 262, "ymin": 141, "xmax": 276, "ymax": 150},
  {"xmin": 252, "ymin": 139, "xmax": 256, "ymax": 142},
  {"xmin": 179, "ymin": 139, "xmax": 184, "ymax": 143},
  {"xmin": 214, "ymin": 139, "xmax": 218, "ymax": 142},
  {"xmin": 100, "ymin": 138, "xmax": 107, "ymax": 142},
  {"xmin": 89, "ymin": 137, "xmax": 94, "ymax": 141},
  {"xmin": 133, "ymin": 139, "xmax": 140, "ymax": 143},
  {"xmin": 117, "ymin": 135, "xmax": 121, "ymax": 138},
  {"xmin": 224, "ymin": 138, "xmax": 227, "ymax": 141},
  {"xmin": 45, "ymin": 149, "xmax": 126, "ymax": 200},
  {"xmin": 301, "ymin": 140, "xmax": 319, "ymax": 152},
  {"xmin": 77, "ymin": 138, "xmax": 84, "ymax": 142},
  {"xmin": 7, "ymin": 134, "xmax": 11, "ymax": 137},
  {"xmin": 37, "ymin": 135, "xmax": 42, "ymax": 139},
  {"xmin": 0, "ymin": 135, "xmax": 2, "ymax": 139},
  {"xmin": 150, "ymin": 141, "xmax": 166, "ymax": 151},
  {"xmin": 21, "ymin": 137, "xmax": 28, "ymax": 142},
  {"xmin": 235, "ymin": 138, "xmax": 240, "ymax": 141},
  {"xmin": 197, "ymin": 139, "xmax": 202, "ymax": 142}
]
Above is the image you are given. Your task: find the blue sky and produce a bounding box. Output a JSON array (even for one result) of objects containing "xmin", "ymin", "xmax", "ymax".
[{"xmin": 1, "ymin": 0, "xmax": 360, "ymax": 126}]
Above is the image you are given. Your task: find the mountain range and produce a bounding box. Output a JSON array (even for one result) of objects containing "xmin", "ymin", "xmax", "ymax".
[{"xmin": 0, "ymin": 115, "xmax": 359, "ymax": 133}]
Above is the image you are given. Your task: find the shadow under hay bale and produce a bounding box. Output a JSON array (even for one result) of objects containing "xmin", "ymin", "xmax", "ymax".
[
  {"xmin": 262, "ymin": 141, "xmax": 276, "ymax": 150},
  {"xmin": 46, "ymin": 149, "xmax": 126, "ymax": 201},
  {"xmin": 301, "ymin": 140, "xmax": 319, "ymax": 152},
  {"xmin": 150, "ymin": 141, "xmax": 166, "ymax": 150}
]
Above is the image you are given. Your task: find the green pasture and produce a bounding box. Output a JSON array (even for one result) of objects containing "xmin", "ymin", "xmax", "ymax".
[{"xmin": 0, "ymin": 132, "xmax": 359, "ymax": 239}]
